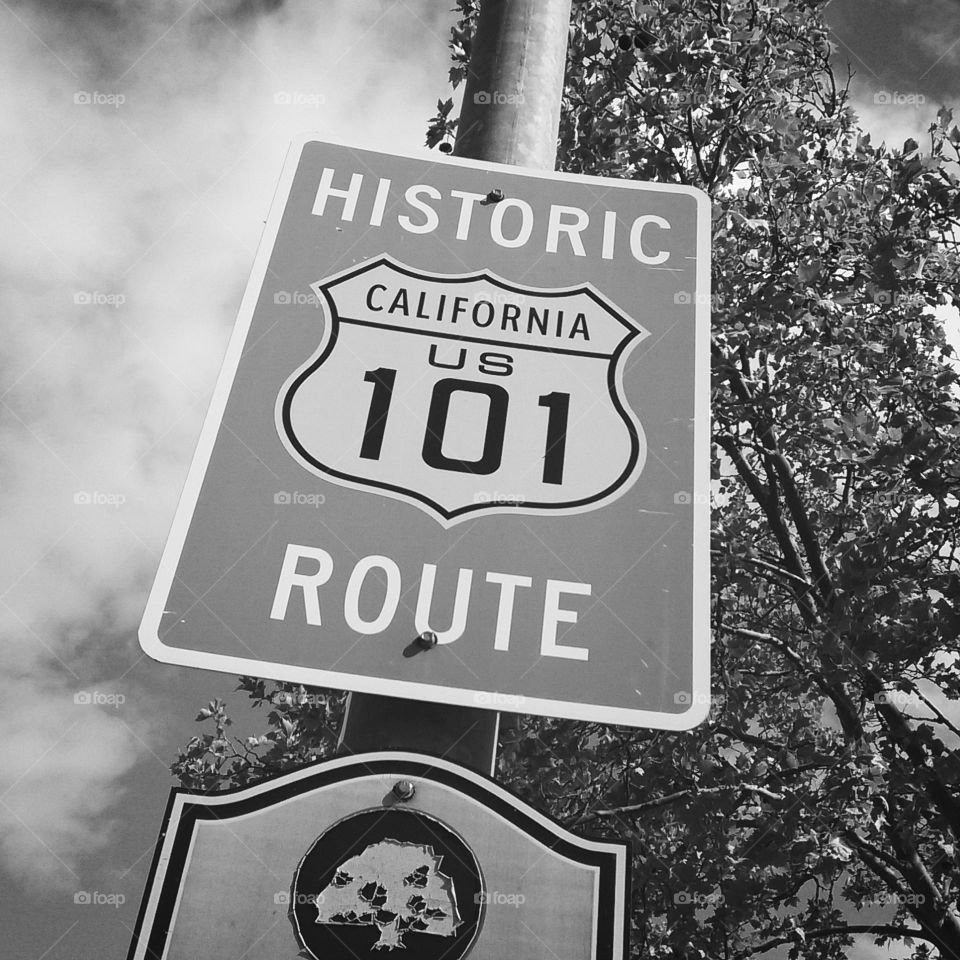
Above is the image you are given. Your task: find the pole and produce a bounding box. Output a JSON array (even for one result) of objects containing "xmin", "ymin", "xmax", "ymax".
[
  {"xmin": 454, "ymin": 0, "xmax": 572, "ymax": 169},
  {"xmin": 337, "ymin": 0, "xmax": 573, "ymax": 777}
]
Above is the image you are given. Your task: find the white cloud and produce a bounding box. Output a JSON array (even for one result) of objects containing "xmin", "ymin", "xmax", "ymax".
[
  {"xmin": 0, "ymin": 680, "xmax": 144, "ymax": 893},
  {"xmin": 852, "ymin": 95, "xmax": 935, "ymax": 152},
  {"xmin": 0, "ymin": 0, "xmax": 449, "ymax": 889}
]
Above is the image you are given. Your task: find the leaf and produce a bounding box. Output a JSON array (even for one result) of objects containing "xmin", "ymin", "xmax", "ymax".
[
  {"xmin": 810, "ymin": 467, "xmax": 832, "ymax": 488},
  {"xmin": 798, "ymin": 258, "xmax": 822, "ymax": 283}
]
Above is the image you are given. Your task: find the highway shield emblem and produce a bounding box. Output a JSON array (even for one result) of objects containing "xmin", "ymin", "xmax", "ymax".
[{"xmin": 277, "ymin": 255, "xmax": 649, "ymax": 525}]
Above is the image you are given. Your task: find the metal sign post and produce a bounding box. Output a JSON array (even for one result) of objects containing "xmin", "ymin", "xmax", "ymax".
[{"xmin": 336, "ymin": 0, "xmax": 574, "ymax": 776}]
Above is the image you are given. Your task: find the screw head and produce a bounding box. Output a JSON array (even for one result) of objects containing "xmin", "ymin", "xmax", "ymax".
[
  {"xmin": 392, "ymin": 779, "xmax": 416, "ymax": 801},
  {"xmin": 416, "ymin": 631, "xmax": 438, "ymax": 649}
]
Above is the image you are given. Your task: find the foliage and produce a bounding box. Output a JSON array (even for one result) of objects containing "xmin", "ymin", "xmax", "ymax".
[
  {"xmin": 176, "ymin": 1, "xmax": 960, "ymax": 957},
  {"xmin": 171, "ymin": 679, "xmax": 344, "ymax": 790}
]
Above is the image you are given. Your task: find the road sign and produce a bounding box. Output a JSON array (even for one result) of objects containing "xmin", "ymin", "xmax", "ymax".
[
  {"xmin": 127, "ymin": 752, "xmax": 629, "ymax": 959},
  {"xmin": 279, "ymin": 256, "xmax": 647, "ymax": 523},
  {"xmin": 140, "ymin": 136, "xmax": 711, "ymax": 728}
]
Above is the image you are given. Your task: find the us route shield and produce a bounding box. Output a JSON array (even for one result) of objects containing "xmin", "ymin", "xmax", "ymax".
[
  {"xmin": 139, "ymin": 136, "xmax": 711, "ymax": 729},
  {"xmin": 278, "ymin": 256, "xmax": 648, "ymax": 524}
]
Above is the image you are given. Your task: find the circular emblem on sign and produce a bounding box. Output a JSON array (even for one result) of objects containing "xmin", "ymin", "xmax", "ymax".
[{"xmin": 292, "ymin": 807, "xmax": 483, "ymax": 958}]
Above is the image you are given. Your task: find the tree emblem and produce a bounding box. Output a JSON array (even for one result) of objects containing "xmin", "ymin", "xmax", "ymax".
[
  {"xmin": 313, "ymin": 839, "xmax": 461, "ymax": 950},
  {"xmin": 292, "ymin": 808, "xmax": 483, "ymax": 960}
]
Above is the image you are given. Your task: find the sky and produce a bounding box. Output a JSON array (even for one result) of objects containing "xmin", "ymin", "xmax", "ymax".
[{"xmin": 0, "ymin": 1, "xmax": 958, "ymax": 958}]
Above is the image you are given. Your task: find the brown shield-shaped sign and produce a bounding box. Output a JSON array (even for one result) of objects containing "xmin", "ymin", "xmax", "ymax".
[
  {"xmin": 127, "ymin": 752, "xmax": 629, "ymax": 960},
  {"xmin": 277, "ymin": 256, "xmax": 648, "ymax": 525}
]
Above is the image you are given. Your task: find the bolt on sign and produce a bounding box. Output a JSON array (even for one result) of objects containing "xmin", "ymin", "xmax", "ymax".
[
  {"xmin": 139, "ymin": 137, "xmax": 711, "ymax": 728},
  {"xmin": 126, "ymin": 753, "xmax": 629, "ymax": 959}
]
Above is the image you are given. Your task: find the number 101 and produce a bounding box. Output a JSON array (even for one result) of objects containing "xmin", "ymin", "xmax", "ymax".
[{"xmin": 360, "ymin": 368, "xmax": 570, "ymax": 485}]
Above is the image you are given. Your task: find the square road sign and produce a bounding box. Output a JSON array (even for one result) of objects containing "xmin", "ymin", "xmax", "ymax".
[{"xmin": 140, "ymin": 136, "xmax": 711, "ymax": 728}]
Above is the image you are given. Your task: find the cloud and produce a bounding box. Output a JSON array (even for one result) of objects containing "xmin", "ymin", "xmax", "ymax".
[
  {"xmin": 0, "ymin": 0, "xmax": 449, "ymax": 890},
  {"xmin": 827, "ymin": 0, "xmax": 960, "ymax": 103},
  {"xmin": 0, "ymin": 679, "xmax": 144, "ymax": 893},
  {"xmin": 851, "ymin": 98, "xmax": 933, "ymax": 151}
]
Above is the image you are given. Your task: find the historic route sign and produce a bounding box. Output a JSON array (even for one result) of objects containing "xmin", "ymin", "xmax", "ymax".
[
  {"xmin": 126, "ymin": 752, "xmax": 629, "ymax": 959},
  {"xmin": 140, "ymin": 137, "xmax": 711, "ymax": 728}
]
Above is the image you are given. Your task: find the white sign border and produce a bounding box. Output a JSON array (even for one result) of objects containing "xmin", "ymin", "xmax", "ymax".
[{"xmin": 139, "ymin": 134, "xmax": 711, "ymax": 731}]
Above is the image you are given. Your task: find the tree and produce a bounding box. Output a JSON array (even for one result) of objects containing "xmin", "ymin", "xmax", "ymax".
[
  {"xmin": 176, "ymin": 1, "xmax": 960, "ymax": 957},
  {"xmin": 310, "ymin": 840, "xmax": 460, "ymax": 950}
]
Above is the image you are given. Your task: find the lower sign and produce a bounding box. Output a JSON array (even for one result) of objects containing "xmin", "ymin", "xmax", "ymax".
[{"xmin": 127, "ymin": 752, "xmax": 629, "ymax": 959}]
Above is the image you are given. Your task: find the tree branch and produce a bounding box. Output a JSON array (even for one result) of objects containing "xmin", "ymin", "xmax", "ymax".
[
  {"xmin": 728, "ymin": 628, "xmax": 864, "ymax": 743},
  {"xmin": 575, "ymin": 781, "xmax": 784, "ymax": 826},
  {"xmin": 716, "ymin": 343, "xmax": 837, "ymax": 609},
  {"xmin": 913, "ymin": 684, "xmax": 960, "ymax": 741},
  {"xmin": 844, "ymin": 830, "xmax": 910, "ymax": 891},
  {"xmin": 862, "ymin": 669, "xmax": 960, "ymax": 842},
  {"xmin": 715, "ymin": 430, "xmax": 818, "ymax": 624}
]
